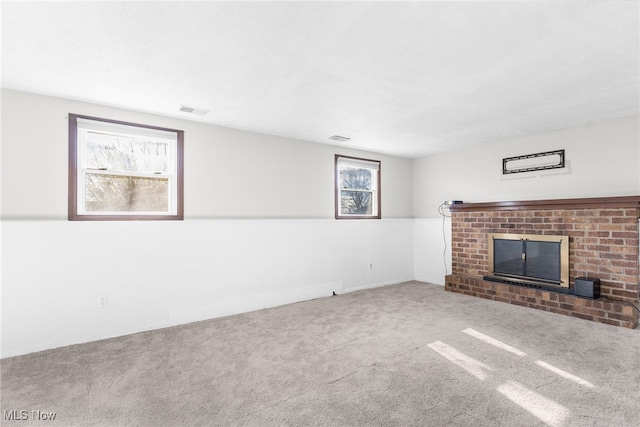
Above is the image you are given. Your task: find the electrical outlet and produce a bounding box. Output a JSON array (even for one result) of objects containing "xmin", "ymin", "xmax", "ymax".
[
  {"xmin": 97, "ymin": 295, "xmax": 108, "ymax": 308},
  {"xmin": 369, "ymin": 263, "xmax": 373, "ymax": 269}
]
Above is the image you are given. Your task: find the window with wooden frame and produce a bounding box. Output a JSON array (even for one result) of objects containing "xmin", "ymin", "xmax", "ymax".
[
  {"xmin": 335, "ymin": 155, "xmax": 381, "ymax": 219},
  {"xmin": 69, "ymin": 114, "xmax": 184, "ymax": 220}
]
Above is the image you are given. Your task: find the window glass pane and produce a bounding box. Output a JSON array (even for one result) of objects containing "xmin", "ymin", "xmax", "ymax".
[
  {"xmin": 85, "ymin": 174, "xmax": 169, "ymax": 212},
  {"xmin": 85, "ymin": 131, "xmax": 170, "ymax": 174},
  {"xmin": 340, "ymin": 190, "xmax": 372, "ymax": 215},
  {"xmin": 339, "ymin": 167, "xmax": 372, "ymax": 190}
]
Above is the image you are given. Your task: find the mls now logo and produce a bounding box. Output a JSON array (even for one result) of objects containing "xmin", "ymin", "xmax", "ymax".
[{"xmin": 3, "ymin": 409, "xmax": 57, "ymax": 421}]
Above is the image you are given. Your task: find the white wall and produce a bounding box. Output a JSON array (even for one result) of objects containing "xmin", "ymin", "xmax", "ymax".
[
  {"xmin": 414, "ymin": 218, "xmax": 451, "ymax": 285},
  {"xmin": 413, "ymin": 115, "xmax": 640, "ymax": 218},
  {"xmin": 1, "ymin": 219, "xmax": 413, "ymax": 358},
  {"xmin": 1, "ymin": 90, "xmax": 414, "ymax": 358}
]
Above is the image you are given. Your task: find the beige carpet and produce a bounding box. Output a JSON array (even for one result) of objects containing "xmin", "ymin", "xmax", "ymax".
[{"xmin": 1, "ymin": 281, "xmax": 639, "ymax": 426}]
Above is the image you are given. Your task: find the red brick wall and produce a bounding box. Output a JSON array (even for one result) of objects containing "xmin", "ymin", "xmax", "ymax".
[{"xmin": 445, "ymin": 199, "xmax": 640, "ymax": 328}]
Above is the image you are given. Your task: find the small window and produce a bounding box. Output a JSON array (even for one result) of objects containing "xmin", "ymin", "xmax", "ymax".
[
  {"xmin": 335, "ymin": 155, "xmax": 381, "ymax": 219},
  {"xmin": 69, "ymin": 114, "xmax": 184, "ymax": 220}
]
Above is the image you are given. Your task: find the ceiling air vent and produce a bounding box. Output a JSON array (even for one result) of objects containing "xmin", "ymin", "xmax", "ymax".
[
  {"xmin": 329, "ymin": 135, "xmax": 351, "ymax": 142},
  {"xmin": 179, "ymin": 105, "xmax": 209, "ymax": 116}
]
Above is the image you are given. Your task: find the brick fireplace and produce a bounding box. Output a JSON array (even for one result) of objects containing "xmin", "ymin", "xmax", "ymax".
[{"xmin": 445, "ymin": 196, "xmax": 640, "ymax": 328}]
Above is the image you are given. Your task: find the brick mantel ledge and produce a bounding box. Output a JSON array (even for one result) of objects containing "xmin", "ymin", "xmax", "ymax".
[{"xmin": 449, "ymin": 196, "xmax": 640, "ymax": 212}]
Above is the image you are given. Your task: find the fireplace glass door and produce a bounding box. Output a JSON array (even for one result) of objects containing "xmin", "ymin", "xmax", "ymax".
[
  {"xmin": 489, "ymin": 233, "xmax": 569, "ymax": 288},
  {"xmin": 493, "ymin": 239, "xmax": 524, "ymax": 277},
  {"xmin": 525, "ymin": 241, "xmax": 561, "ymax": 282}
]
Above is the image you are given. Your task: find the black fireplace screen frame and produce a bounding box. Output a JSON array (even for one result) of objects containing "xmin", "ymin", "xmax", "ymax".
[{"xmin": 488, "ymin": 233, "xmax": 569, "ymax": 288}]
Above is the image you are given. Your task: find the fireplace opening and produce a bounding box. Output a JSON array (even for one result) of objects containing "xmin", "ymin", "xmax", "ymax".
[{"xmin": 487, "ymin": 233, "xmax": 569, "ymax": 288}]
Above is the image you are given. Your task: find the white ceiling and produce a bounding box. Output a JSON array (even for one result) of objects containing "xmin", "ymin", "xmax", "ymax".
[{"xmin": 2, "ymin": 1, "xmax": 638, "ymax": 158}]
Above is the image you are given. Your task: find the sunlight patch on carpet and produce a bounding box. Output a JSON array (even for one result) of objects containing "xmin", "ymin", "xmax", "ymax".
[
  {"xmin": 427, "ymin": 340, "xmax": 492, "ymax": 380},
  {"xmin": 497, "ymin": 380, "xmax": 570, "ymax": 427},
  {"xmin": 462, "ymin": 328, "xmax": 527, "ymax": 356},
  {"xmin": 535, "ymin": 360, "xmax": 595, "ymax": 389}
]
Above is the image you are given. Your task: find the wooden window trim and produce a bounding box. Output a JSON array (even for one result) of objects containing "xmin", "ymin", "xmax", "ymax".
[
  {"xmin": 68, "ymin": 113, "xmax": 184, "ymax": 221},
  {"xmin": 335, "ymin": 154, "xmax": 381, "ymax": 220}
]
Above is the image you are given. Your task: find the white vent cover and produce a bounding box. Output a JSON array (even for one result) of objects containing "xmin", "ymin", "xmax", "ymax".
[
  {"xmin": 179, "ymin": 105, "xmax": 209, "ymax": 116},
  {"xmin": 329, "ymin": 135, "xmax": 351, "ymax": 142}
]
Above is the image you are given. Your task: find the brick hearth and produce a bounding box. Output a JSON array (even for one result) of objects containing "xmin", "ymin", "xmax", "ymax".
[{"xmin": 445, "ymin": 196, "xmax": 640, "ymax": 328}]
